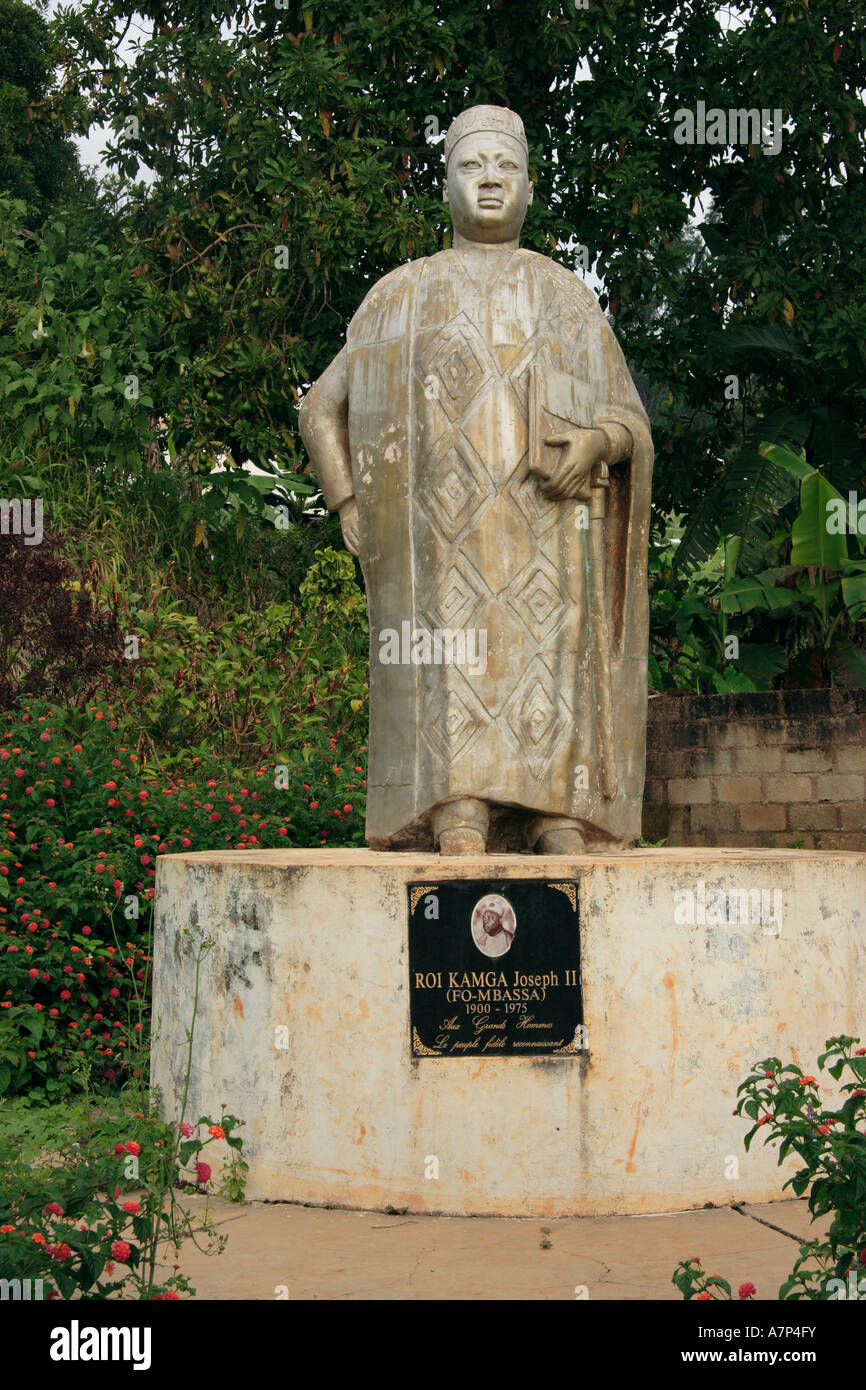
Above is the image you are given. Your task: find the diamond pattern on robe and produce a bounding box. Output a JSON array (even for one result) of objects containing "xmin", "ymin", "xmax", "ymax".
[
  {"xmin": 417, "ymin": 435, "xmax": 493, "ymax": 543},
  {"xmin": 419, "ymin": 670, "xmax": 491, "ymax": 765},
  {"xmin": 422, "ymin": 315, "xmax": 496, "ymax": 423},
  {"xmin": 504, "ymin": 339, "xmax": 541, "ymax": 402},
  {"xmin": 422, "ymin": 553, "xmax": 488, "ymax": 633},
  {"xmin": 461, "ymin": 380, "xmax": 529, "ymax": 482},
  {"xmin": 502, "ymin": 657, "xmax": 572, "ymax": 781},
  {"xmin": 504, "ymin": 556, "xmax": 567, "ymax": 642}
]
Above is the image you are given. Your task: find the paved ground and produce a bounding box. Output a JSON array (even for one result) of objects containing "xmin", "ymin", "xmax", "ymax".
[{"xmin": 161, "ymin": 1195, "xmax": 823, "ymax": 1300}]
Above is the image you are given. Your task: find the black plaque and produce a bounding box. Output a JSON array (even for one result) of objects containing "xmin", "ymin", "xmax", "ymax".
[{"xmin": 407, "ymin": 879, "xmax": 584, "ymax": 1058}]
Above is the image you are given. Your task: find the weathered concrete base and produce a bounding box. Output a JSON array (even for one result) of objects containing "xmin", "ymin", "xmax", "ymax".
[{"xmin": 151, "ymin": 848, "xmax": 865, "ymax": 1217}]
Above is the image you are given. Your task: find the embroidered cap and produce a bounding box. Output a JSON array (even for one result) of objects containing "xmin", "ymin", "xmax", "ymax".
[{"xmin": 444, "ymin": 105, "xmax": 528, "ymax": 168}]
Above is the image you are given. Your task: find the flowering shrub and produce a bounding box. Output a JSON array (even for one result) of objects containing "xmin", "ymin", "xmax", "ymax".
[
  {"xmin": 0, "ymin": 928, "xmax": 246, "ymax": 1298},
  {"xmin": 0, "ymin": 1107, "xmax": 243, "ymax": 1298},
  {"xmin": 674, "ymin": 1035, "xmax": 866, "ymax": 1301},
  {"xmin": 0, "ymin": 697, "xmax": 366, "ymax": 1096},
  {"xmin": 672, "ymin": 1262, "xmax": 757, "ymax": 1300}
]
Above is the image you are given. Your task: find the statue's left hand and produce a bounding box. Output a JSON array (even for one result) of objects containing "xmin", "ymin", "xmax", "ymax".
[
  {"xmin": 540, "ymin": 429, "xmax": 608, "ymax": 501},
  {"xmin": 338, "ymin": 498, "xmax": 360, "ymax": 556}
]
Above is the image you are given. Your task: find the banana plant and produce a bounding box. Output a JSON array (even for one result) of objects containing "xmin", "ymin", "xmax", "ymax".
[{"xmin": 719, "ymin": 444, "xmax": 866, "ymax": 687}]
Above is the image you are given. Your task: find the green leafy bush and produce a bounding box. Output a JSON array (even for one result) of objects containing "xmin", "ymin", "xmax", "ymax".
[{"xmin": 674, "ymin": 1035, "xmax": 866, "ymax": 1301}]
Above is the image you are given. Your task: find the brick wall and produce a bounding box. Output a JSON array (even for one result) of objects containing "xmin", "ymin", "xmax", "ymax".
[{"xmin": 642, "ymin": 689, "xmax": 866, "ymax": 850}]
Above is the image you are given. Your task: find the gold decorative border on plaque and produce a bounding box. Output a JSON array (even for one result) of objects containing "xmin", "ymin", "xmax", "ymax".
[
  {"xmin": 553, "ymin": 1027, "xmax": 588, "ymax": 1056},
  {"xmin": 549, "ymin": 882, "xmax": 577, "ymax": 912},
  {"xmin": 409, "ymin": 884, "xmax": 438, "ymax": 914},
  {"xmin": 412, "ymin": 1027, "xmax": 442, "ymax": 1057}
]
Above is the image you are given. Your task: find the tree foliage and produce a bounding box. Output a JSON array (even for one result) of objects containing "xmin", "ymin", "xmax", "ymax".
[
  {"xmin": 0, "ymin": 0, "xmax": 863, "ymax": 594},
  {"xmin": 0, "ymin": 0, "xmax": 79, "ymax": 208}
]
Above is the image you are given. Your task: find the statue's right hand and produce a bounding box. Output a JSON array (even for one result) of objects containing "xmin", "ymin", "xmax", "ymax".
[{"xmin": 338, "ymin": 498, "xmax": 360, "ymax": 557}]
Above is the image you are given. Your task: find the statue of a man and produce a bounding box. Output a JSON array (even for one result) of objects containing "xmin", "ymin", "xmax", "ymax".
[{"xmin": 299, "ymin": 105, "xmax": 653, "ymax": 856}]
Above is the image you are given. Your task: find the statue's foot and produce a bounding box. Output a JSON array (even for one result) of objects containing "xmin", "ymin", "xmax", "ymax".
[
  {"xmin": 438, "ymin": 827, "xmax": 487, "ymax": 855},
  {"xmin": 527, "ymin": 815, "xmax": 586, "ymax": 855},
  {"xmin": 432, "ymin": 796, "xmax": 489, "ymax": 856},
  {"xmin": 536, "ymin": 826, "xmax": 586, "ymax": 855}
]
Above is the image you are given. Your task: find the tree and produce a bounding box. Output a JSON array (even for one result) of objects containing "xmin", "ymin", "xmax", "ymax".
[
  {"xmin": 1, "ymin": 0, "xmax": 861, "ymax": 548},
  {"xmin": 0, "ymin": 0, "xmax": 79, "ymax": 209}
]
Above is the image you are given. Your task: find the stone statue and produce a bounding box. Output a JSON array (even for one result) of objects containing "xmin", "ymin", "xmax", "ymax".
[{"xmin": 299, "ymin": 105, "xmax": 653, "ymax": 855}]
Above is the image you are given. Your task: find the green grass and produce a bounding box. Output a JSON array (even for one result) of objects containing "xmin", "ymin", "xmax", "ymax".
[{"xmin": 0, "ymin": 1092, "xmax": 133, "ymax": 1169}]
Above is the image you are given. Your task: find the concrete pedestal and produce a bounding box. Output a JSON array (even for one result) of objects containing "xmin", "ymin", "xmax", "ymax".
[{"xmin": 151, "ymin": 848, "xmax": 865, "ymax": 1217}]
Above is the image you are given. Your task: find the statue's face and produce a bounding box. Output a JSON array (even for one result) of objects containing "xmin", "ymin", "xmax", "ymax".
[{"xmin": 444, "ymin": 132, "xmax": 533, "ymax": 245}]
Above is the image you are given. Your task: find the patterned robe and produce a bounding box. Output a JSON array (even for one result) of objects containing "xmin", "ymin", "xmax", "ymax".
[{"xmin": 319, "ymin": 247, "xmax": 653, "ymax": 849}]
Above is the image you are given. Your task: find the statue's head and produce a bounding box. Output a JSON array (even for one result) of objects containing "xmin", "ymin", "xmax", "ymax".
[{"xmin": 443, "ymin": 105, "xmax": 532, "ymax": 246}]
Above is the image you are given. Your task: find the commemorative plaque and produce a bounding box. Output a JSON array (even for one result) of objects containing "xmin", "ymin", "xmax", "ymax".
[{"xmin": 407, "ymin": 880, "xmax": 584, "ymax": 1058}]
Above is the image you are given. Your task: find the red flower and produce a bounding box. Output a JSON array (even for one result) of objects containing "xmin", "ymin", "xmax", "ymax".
[
  {"xmin": 696, "ymin": 1292, "xmax": 712, "ymax": 1300},
  {"xmin": 43, "ymin": 1202, "xmax": 63, "ymax": 1217},
  {"xmin": 208, "ymin": 1124, "xmax": 225, "ymax": 1140},
  {"xmin": 195, "ymin": 1161, "xmax": 211, "ymax": 1185},
  {"xmin": 151, "ymin": 1291, "xmax": 180, "ymax": 1299},
  {"xmin": 122, "ymin": 1201, "xmax": 140, "ymax": 1214},
  {"xmin": 738, "ymin": 1281, "xmax": 756, "ymax": 1299},
  {"xmin": 124, "ymin": 1140, "xmax": 141, "ymax": 1155},
  {"xmin": 111, "ymin": 1240, "xmax": 131, "ymax": 1262},
  {"xmin": 53, "ymin": 1243, "xmax": 72, "ymax": 1262}
]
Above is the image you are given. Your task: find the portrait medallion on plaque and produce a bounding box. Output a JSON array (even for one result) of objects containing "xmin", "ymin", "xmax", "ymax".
[{"xmin": 407, "ymin": 880, "xmax": 584, "ymax": 1058}]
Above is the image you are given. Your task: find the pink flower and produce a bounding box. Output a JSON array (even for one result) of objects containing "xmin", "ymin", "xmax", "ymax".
[
  {"xmin": 195, "ymin": 1161, "xmax": 212, "ymax": 1185},
  {"xmin": 738, "ymin": 1281, "xmax": 756, "ymax": 1299},
  {"xmin": 180, "ymin": 1122, "xmax": 194, "ymax": 1138},
  {"xmin": 43, "ymin": 1202, "xmax": 64, "ymax": 1217}
]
